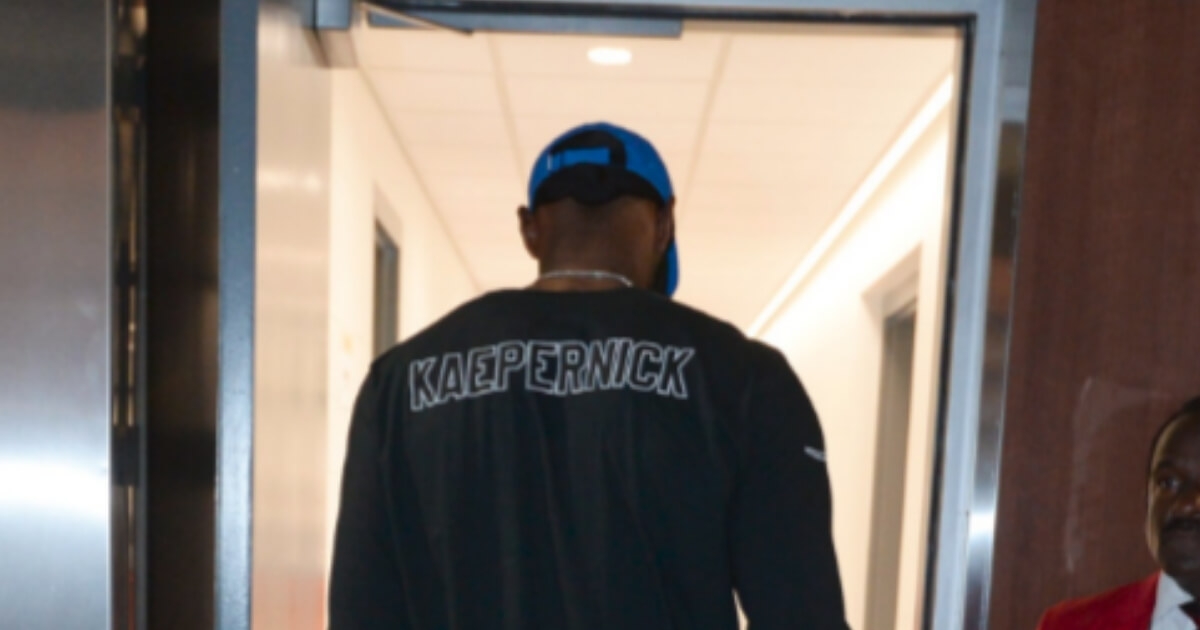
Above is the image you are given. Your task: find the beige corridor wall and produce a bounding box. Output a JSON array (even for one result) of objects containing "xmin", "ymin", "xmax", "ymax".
[
  {"xmin": 253, "ymin": 4, "xmax": 333, "ymax": 629},
  {"xmin": 323, "ymin": 68, "xmax": 481, "ymax": 593},
  {"xmin": 758, "ymin": 113, "xmax": 952, "ymax": 630}
]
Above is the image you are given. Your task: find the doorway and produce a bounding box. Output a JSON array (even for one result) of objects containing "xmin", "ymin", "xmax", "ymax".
[
  {"xmin": 267, "ymin": 10, "xmax": 965, "ymax": 630},
  {"xmin": 130, "ymin": 2, "xmax": 1036, "ymax": 630}
]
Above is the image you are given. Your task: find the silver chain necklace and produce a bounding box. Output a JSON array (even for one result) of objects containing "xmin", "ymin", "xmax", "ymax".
[{"xmin": 537, "ymin": 269, "xmax": 634, "ymax": 288}]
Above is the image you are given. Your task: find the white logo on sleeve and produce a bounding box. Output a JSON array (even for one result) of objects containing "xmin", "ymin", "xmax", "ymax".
[{"xmin": 804, "ymin": 446, "xmax": 827, "ymax": 463}]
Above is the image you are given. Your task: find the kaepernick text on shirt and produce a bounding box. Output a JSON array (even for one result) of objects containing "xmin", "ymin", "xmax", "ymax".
[{"xmin": 408, "ymin": 337, "xmax": 697, "ymax": 412}]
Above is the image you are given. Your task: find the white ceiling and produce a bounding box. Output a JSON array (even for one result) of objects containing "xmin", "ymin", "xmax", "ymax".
[{"xmin": 354, "ymin": 20, "xmax": 958, "ymax": 329}]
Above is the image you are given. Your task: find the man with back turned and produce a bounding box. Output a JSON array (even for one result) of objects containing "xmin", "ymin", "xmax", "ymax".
[{"xmin": 328, "ymin": 122, "xmax": 849, "ymax": 629}]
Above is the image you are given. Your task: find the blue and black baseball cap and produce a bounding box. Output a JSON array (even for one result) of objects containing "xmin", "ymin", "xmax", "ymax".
[{"xmin": 528, "ymin": 122, "xmax": 680, "ymax": 297}]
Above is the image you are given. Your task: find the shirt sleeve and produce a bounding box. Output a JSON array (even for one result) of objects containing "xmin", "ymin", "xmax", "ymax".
[
  {"xmin": 328, "ymin": 366, "xmax": 410, "ymax": 630},
  {"xmin": 730, "ymin": 346, "xmax": 849, "ymax": 630}
]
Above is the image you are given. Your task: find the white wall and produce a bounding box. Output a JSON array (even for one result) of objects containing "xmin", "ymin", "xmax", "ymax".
[
  {"xmin": 254, "ymin": 14, "xmax": 481, "ymax": 626},
  {"xmin": 254, "ymin": 4, "xmax": 333, "ymax": 629},
  {"xmin": 759, "ymin": 112, "xmax": 953, "ymax": 630},
  {"xmin": 323, "ymin": 67, "xmax": 481, "ymax": 580}
]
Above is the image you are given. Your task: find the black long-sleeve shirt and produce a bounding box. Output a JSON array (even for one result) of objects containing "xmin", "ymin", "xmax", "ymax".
[{"xmin": 329, "ymin": 288, "xmax": 848, "ymax": 630}]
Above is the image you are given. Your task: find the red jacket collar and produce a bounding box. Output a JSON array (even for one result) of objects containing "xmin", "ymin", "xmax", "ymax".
[{"xmin": 1039, "ymin": 573, "xmax": 1160, "ymax": 630}]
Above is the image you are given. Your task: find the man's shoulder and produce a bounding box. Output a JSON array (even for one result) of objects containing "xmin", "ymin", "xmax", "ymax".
[
  {"xmin": 1039, "ymin": 574, "xmax": 1159, "ymax": 630},
  {"xmin": 647, "ymin": 293, "xmax": 746, "ymax": 338},
  {"xmin": 645, "ymin": 295, "xmax": 790, "ymax": 364}
]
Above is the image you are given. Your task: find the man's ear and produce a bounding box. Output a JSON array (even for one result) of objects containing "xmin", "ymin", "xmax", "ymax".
[
  {"xmin": 518, "ymin": 206, "xmax": 539, "ymax": 260},
  {"xmin": 656, "ymin": 198, "xmax": 676, "ymax": 256}
]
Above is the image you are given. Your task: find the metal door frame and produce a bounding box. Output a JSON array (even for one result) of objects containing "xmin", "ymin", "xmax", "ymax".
[
  {"xmin": 213, "ymin": 0, "xmax": 1038, "ymax": 628},
  {"xmin": 217, "ymin": 0, "xmax": 258, "ymax": 627}
]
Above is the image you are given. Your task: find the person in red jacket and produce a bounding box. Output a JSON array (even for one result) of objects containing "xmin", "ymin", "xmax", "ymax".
[{"xmin": 1039, "ymin": 396, "xmax": 1200, "ymax": 630}]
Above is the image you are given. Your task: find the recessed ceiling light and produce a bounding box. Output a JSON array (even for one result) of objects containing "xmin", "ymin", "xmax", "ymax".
[{"xmin": 587, "ymin": 47, "xmax": 633, "ymax": 66}]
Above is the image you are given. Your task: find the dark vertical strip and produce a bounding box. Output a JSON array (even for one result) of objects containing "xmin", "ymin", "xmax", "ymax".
[
  {"xmin": 111, "ymin": 1, "xmax": 148, "ymax": 629},
  {"xmin": 374, "ymin": 224, "xmax": 400, "ymax": 357},
  {"xmin": 866, "ymin": 307, "xmax": 917, "ymax": 630},
  {"xmin": 144, "ymin": 0, "xmax": 221, "ymax": 627}
]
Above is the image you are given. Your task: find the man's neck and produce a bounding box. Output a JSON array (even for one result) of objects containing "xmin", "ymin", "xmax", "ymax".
[
  {"xmin": 532, "ymin": 252, "xmax": 644, "ymax": 292},
  {"xmin": 531, "ymin": 267, "xmax": 634, "ymax": 292}
]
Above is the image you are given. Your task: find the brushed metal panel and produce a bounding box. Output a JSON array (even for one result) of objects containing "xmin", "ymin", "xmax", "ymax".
[{"xmin": 0, "ymin": 2, "xmax": 114, "ymax": 630}]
